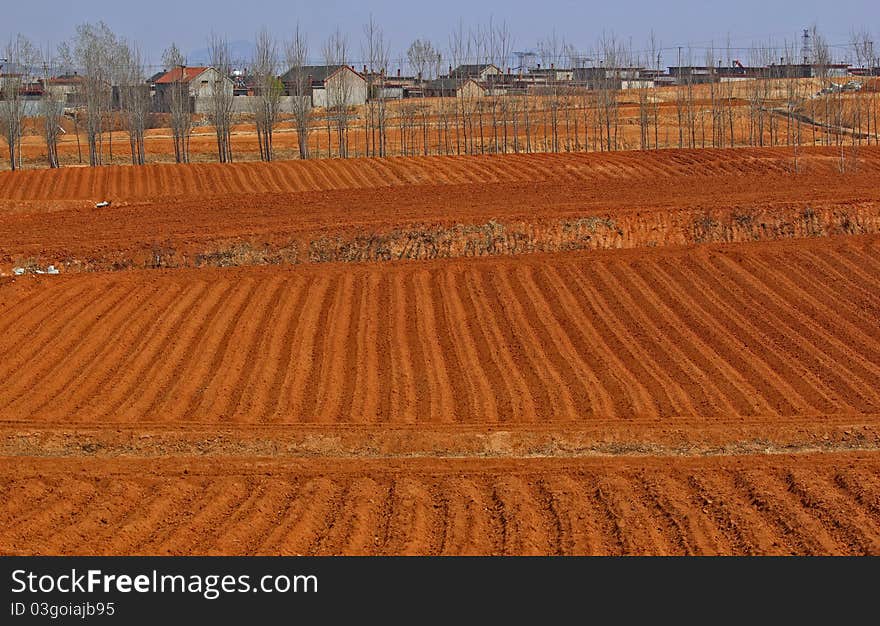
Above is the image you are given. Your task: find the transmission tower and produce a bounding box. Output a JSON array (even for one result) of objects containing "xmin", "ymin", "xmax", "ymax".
[
  {"xmin": 801, "ymin": 28, "xmax": 811, "ymax": 65},
  {"xmin": 513, "ymin": 51, "xmax": 538, "ymax": 71}
]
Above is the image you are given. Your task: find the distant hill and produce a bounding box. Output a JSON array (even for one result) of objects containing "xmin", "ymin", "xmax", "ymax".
[{"xmin": 187, "ymin": 40, "xmax": 256, "ymax": 67}]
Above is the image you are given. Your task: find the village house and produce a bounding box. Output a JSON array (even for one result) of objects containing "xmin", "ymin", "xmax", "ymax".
[
  {"xmin": 423, "ymin": 77, "xmax": 458, "ymax": 97},
  {"xmin": 525, "ymin": 64, "xmax": 574, "ymax": 85},
  {"xmin": 151, "ymin": 66, "xmax": 234, "ymax": 113},
  {"xmin": 456, "ymin": 78, "xmax": 487, "ymax": 99},
  {"xmin": 368, "ymin": 68, "xmax": 422, "ymax": 99},
  {"xmin": 42, "ymin": 74, "xmax": 86, "ymax": 107},
  {"xmin": 447, "ymin": 64, "xmax": 502, "ymax": 81},
  {"xmin": 280, "ymin": 65, "xmax": 367, "ymax": 108}
]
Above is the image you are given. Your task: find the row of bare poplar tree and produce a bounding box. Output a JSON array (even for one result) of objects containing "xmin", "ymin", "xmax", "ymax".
[
  {"xmin": 0, "ymin": 23, "xmax": 151, "ymax": 169},
  {"xmin": 1, "ymin": 21, "xmax": 878, "ymax": 170}
]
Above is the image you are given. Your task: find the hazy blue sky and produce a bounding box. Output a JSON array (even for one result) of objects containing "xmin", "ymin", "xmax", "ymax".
[{"xmin": 3, "ymin": 0, "xmax": 877, "ymax": 69}]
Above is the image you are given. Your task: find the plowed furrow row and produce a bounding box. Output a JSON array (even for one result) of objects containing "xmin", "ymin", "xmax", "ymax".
[
  {"xmin": 759, "ymin": 251, "xmax": 880, "ymax": 351},
  {"xmin": 412, "ymin": 270, "xmax": 457, "ymax": 423},
  {"xmin": 3, "ymin": 146, "xmax": 876, "ymax": 205},
  {"xmin": 256, "ymin": 277, "xmax": 310, "ymax": 422},
  {"xmin": 714, "ymin": 255, "xmax": 880, "ymax": 411},
  {"xmin": 6, "ymin": 459, "xmax": 880, "ymax": 555},
  {"xmin": 273, "ymin": 277, "xmax": 334, "ymax": 422},
  {"xmin": 482, "ymin": 269, "xmax": 570, "ymax": 420},
  {"xmin": 435, "ymin": 267, "xmax": 499, "ymax": 422},
  {"xmin": 135, "ymin": 280, "xmax": 248, "ymax": 421},
  {"xmin": 745, "ymin": 253, "xmax": 880, "ymax": 385},
  {"xmin": 2, "ymin": 235, "xmax": 880, "ymax": 427},
  {"xmin": 96, "ymin": 280, "xmax": 216, "ymax": 421},
  {"xmin": 78, "ymin": 281, "xmax": 195, "ymax": 421},
  {"xmin": 516, "ymin": 266, "xmax": 614, "ymax": 417},
  {"xmin": 222, "ymin": 279, "xmax": 291, "ymax": 421},
  {"xmin": 541, "ymin": 265, "xmax": 655, "ymax": 417},
  {"xmin": 388, "ymin": 273, "xmax": 418, "ymax": 422},
  {"xmin": 682, "ymin": 258, "xmax": 837, "ymax": 413},
  {"xmin": 254, "ymin": 478, "xmax": 331, "ymax": 555},
  {"xmin": 452, "ymin": 268, "xmax": 522, "ymax": 421},
  {"xmin": 9, "ymin": 284, "xmax": 159, "ymax": 418},
  {"xmin": 606, "ymin": 262, "xmax": 740, "ymax": 416},
  {"xmin": 636, "ymin": 260, "xmax": 776, "ymax": 415},
  {"xmin": 569, "ymin": 264, "xmax": 689, "ymax": 416}
]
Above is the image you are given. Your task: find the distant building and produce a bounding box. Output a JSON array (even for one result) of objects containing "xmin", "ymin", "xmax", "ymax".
[
  {"xmin": 526, "ymin": 65, "xmax": 574, "ymax": 83},
  {"xmin": 42, "ymin": 74, "xmax": 86, "ymax": 106},
  {"xmin": 423, "ymin": 77, "xmax": 458, "ymax": 97},
  {"xmin": 362, "ymin": 68, "xmax": 422, "ymax": 99},
  {"xmin": 665, "ymin": 66, "xmax": 718, "ymax": 84},
  {"xmin": 152, "ymin": 66, "xmax": 233, "ymax": 113},
  {"xmin": 764, "ymin": 63, "xmax": 850, "ymax": 78},
  {"xmin": 448, "ymin": 64, "xmax": 502, "ymax": 81},
  {"xmin": 279, "ymin": 65, "xmax": 367, "ymax": 108},
  {"xmin": 667, "ymin": 62, "xmax": 852, "ymax": 83},
  {"xmin": 456, "ymin": 79, "xmax": 487, "ymax": 99},
  {"xmin": 569, "ymin": 67, "xmax": 643, "ymax": 89}
]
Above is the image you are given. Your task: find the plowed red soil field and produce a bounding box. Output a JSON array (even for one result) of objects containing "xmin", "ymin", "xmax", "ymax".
[
  {"xmin": 3, "ymin": 454, "xmax": 880, "ymax": 556},
  {"xmin": 2, "ymin": 148, "xmax": 879, "ymax": 555},
  {"xmin": 3, "ymin": 236, "xmax": 880, "ymax": 425},
  {"xmin": 2, "ymin": 146, "xmax": 879, "ymax": 274},
  {"xmin": 6, "ymin": 146, "xmax": 875, "ymax": 205}
]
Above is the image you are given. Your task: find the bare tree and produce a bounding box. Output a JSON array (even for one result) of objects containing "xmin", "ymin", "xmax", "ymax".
[
  {"xmin": 851, "ymin": 30, "xmax": 869, "ymax": 143},
  {"xmin": 324, "ymin": 27, "xmax": 352, "ymax": 158},
  {"xmin": 471, "ymin": 25, "xmax": 489, "ymax": 154},
  {"xmin": 704, "ymin": 46, "xmax": 716, "ymax": 148},
  {"xmin": 487, "ymin": 19, "xmax": 513, "ymax": 154},
  {"xmin": 431, "ymin": 50, "xmax": 446, "ymax": 154},
  {"xmin": 808, "ymin": 26, "xmax": 849, "ymax": 169},
  {"xmin": 811, "ymin": 26, "xmax": 833, "ymax": 147},
  {"xmin": 596, "ymin": 34, "xmax": 623, "ymax": 151},
  {"xmin": 407, "ymin": 38, "xmax": 438, "ymax": 155},
  {"xmin": 407, "ymin": 39, "xmax": 435, "ymax": 91},
  {"xmin": 39, "ymin": 53, "xmax": 63, "ymax": 168},
  {"xmin": 723, "ymin": 36, "xmax": 736, "ymax": 148},
  {"xmin": 538, "ymin": 33, "xmax": 565, "ymax": 152},
  {"xmin": 207, "ymin": 33, "xmax": 234, "ymax": 163},
  {"xmin": 651, "ymin": 32, "xmax": 662, "ymax": 149},
  {"xmin": 449, "ymin": 19, "xmax": 471, "ymax": 155},
  {"xmin": 635, "ymin": 44, "xmax": 652, "ymax": 150},
  {"xmin": 60, "ymin": 22, "xmax": 118, "ymax": 166},
  {"xmin": 780, "ymin": 40, "xmax": 804, "ymax": 170},
  {"xmin": 162, "ymin": 43, "xmax": 192, "ymax": 163},
  {"xmin": 683, "ymin": 46, "xmax": 697, "ymax": 148},
  {"xmin": 252, "ymin": 28, "xmax": 282, "ymax": 161},
  {"xmin": 852, "ymin": 29, "xmax": 877, "ymax": 146},
  {"xmin": 363, "ymin": 17, "xmax": 389, "ymax": 157},
  {"xmin": 117, "ymin": 41, "xmax": 150, "ymax": 165},
  {"xmin": 285, "ymin": 24, "xmax": 312, "ymax": 159},
  {"xmin": 0, "ymin": 35, "xmax": 38, "ymax": 170},
  {"xmin": 746, "ymin": 44, "xmax": 769, "ymax": 146}
]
